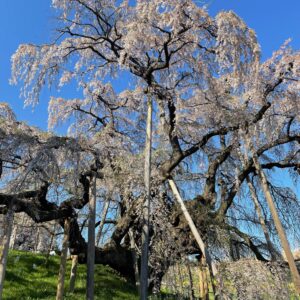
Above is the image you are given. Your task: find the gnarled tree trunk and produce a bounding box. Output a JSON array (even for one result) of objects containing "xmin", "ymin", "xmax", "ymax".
[{"xmin": 0, "ymin": 203, "xmax": 14, "ymax": 300}]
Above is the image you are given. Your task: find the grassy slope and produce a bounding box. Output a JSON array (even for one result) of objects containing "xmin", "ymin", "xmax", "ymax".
[{"xmin": 3, "ymin": 250, "xmax": 139, "ymax": 300}]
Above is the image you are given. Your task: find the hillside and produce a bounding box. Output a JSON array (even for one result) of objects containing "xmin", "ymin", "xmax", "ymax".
[{"xmin": 3, "ymin": 250, "xmax": 139, "ymax": 300}]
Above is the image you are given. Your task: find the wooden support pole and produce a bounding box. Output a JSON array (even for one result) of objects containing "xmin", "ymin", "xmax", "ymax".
[
  {"xmin": 251, "ymin": 151, "xmax": 300, "ymax": 294},
  {"xmin": 168, "ymin": 179, "xmax": 217, "ymax": 299},
  {"xmin": 56, "ymin": 218, "xmax": 70, "ymax": 300},
  {"xmin": 86, "ymin": 174, "xmax": 97, "ymax": 300},
  {"xmin": 140, "ymin": 96, "xmax": 153, "ymax": 300},
  {"xmin": 69, "ymin": 255, "xmax": 78, "ymax": 293}
]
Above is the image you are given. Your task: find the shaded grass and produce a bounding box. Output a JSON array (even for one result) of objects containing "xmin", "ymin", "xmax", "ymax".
[{"xmin": 3, "ymin": 250, "xmax": 139, "ymax": 300}]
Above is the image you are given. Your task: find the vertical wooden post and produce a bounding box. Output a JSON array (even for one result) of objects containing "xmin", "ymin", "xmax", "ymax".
[
  {"xmin": 56, "ymin": 218, "xmax": 70, "ymax": 300},
  {"xmin": 170, "ymin": 265, "xmax": 177, "ymax": 296},
  {"xmin": 9, "ymin": 219, "xmax": 17, "ymax": 250},
  {"xmin": 140, "ymin": 96, "xmax": 153, "ymax": 300},
  {"xmin": 199, "ymin": 269, "xmax": 204, "ymax": 299},
  {"xmin": 45, "ymin": 221, "xmax": 56, "ymax": 266},
  {"xmin": 199, "ymin": 257, "xmax": 208, "ymax": 300},
  {"xmin": 34, "ymin": 226, "xmax": 40, "ymax": 252},
  {"xmin": 187, "ymin": 263, "xmax": 195, "ymax": 300},
  {"xmin": 0, "ymin": 203, "xmax": 14, "ymax": 299},
  {"xmin": 69, "ymin": 255, "xmax": 78, "ymax": 293},
  {"xmin": 177, "ymin": 263, "xmax": 184, "ymax": 296},
  {"xmin": 87, "ymin": 174, "xmax": 97, "ymax": 300}
]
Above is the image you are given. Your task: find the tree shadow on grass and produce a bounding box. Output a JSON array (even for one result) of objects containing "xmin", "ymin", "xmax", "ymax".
[
  {"xmin": 4, "ymin": 270, "xmax": 29, "ymax": 284},
  {"xmin": 73, "ymin": 276, "xmax": 138, "ymax": 300}
]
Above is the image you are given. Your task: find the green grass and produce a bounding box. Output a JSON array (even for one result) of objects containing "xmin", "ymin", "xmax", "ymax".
[{"xmin": 3, "ymin": 250, "xmax": 139, "ymax": 300}]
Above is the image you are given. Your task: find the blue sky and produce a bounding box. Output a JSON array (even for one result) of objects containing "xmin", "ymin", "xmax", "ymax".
[{"xmin": 0, "ymin": 0, "xmax": 299, "ymax": 130}]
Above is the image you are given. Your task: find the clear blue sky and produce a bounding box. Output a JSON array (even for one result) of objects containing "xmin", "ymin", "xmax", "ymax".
[{"xmin": 0, "ymin": 0, "xmax": 299, "ymax": 130}]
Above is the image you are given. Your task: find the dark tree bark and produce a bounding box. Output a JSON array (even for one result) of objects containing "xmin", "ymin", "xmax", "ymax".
[{"xmin": 0, "ymin": 202, "xmax": 14, "ymax": 299}]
